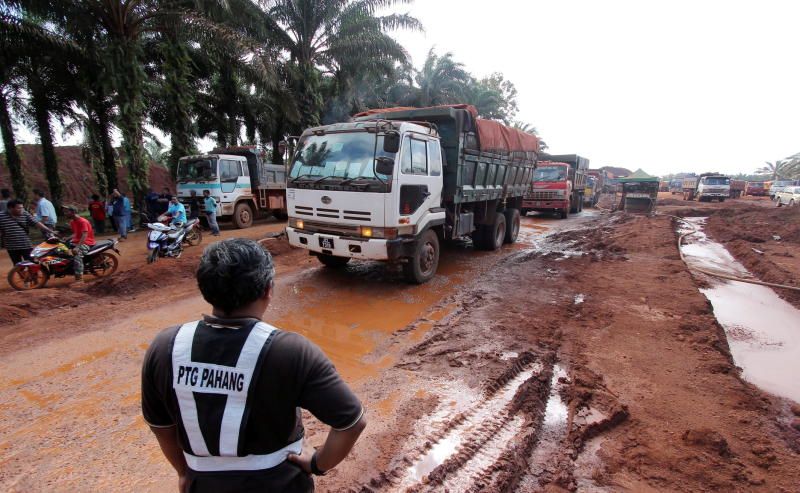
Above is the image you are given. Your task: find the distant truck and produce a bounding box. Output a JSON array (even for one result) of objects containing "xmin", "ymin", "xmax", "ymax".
[
  {"xmin": 745, "ymin": 181, "xmax": 767, "ymax": 196},
  {"xmin": 729, "ymin": 179, "xmax": 746, "ymax": 198},
  {"xmin": 682, "ymin": 173, "xmax": 731, "ymax": 202},
  {"xmin": 284, "ymin": 105, "xmax": 538, "ymax": 283},
  {"xmin": 669, "ymin": 179, "xmax": 683, "ymax": 194},
  {"xmin": 522, "ymin": 154, "xmax": 589, "ymax": 219},
  {"xmin": 177, "ymin": 146, "xmax": 287, "ymax": 228},
  {"xmin": 584, "ymin": 170, "xmax": 605, "ymax": 207}
]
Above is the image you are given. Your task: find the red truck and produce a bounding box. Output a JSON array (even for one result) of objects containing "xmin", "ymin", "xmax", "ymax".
[
  {"xmin": 745, "ymin": 181, "xmax": 767, "ymax": 196},
  {"xmin": 522, "ymin": 154, "xmax": 589, "ymax": 219}
]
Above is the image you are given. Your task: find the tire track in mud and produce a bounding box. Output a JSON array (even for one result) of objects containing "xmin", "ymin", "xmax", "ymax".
[{"xmin": 354, "ymin": 352, "xmax": 555, "ymax": 492}]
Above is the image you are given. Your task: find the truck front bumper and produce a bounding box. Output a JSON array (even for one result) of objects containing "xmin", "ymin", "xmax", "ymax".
[
  {"xmin": 522, "ymin": 199, "xmax": 569, "ymax": 209},
  {"xmin": 286, "ymin": 227, "xmax": 410, "ymax": 261}
]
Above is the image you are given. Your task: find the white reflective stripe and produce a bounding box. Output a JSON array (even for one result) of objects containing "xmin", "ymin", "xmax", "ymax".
[
  {"xmin": 172, "ymin": 321, "xmax": 210, "ymax": 456},
  {"xmin": 185, "ymin": 437, "xmax": 303, "ymax": 472},
  {"xmin": 218, "ymin": 322, "xmax": 276, "ymax": 456}
]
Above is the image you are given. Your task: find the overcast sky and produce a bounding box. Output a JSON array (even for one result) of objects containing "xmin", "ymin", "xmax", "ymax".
[{"xmin": 390, "ymin": 0, "xmax": 800, "ymax": 176}]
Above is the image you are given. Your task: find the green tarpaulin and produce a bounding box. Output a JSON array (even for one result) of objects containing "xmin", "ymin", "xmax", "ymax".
[{"xmin": 618, "ymin": 169, "xmax": 659, "ymax": 183}]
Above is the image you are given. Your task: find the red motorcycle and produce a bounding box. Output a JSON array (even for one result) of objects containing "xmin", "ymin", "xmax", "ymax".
[{"xmin": 7, "ymin": 237, "xmax": 121, "ymax": 290}]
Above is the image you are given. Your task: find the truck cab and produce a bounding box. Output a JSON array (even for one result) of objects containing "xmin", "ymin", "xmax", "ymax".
[
  {"xmin": 285, "ymin": 120, "xmax": 445, "ymax": 267},
  {"xmin": 522, "ymin": 161, "xmax": 583, "ymax": 218}
]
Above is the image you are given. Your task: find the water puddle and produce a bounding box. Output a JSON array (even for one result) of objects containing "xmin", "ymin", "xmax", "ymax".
[{"xmin": 679, "ymin": 217, "xmax": 800, "ymax": 402}]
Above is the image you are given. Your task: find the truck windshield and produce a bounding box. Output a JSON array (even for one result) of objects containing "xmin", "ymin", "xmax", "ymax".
[
  {"xmin": 534, "ymin": 167, "xmax": 566, "ymax": 182},
  {"xmin": 749, "ymin": 183, "xmax": 764, "ymax": 188},
  {"xmin": 178, "ymin": 158, "xmax": 217, "ymax": 183},
  {"xmin": 288, "ymin": 132, "xmax": 392, "ymax": 187},
  {"xmin": 701, "ymin": 177, "xmax": 729, "ymax": 185}
]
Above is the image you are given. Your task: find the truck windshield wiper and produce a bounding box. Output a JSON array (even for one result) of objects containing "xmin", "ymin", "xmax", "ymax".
[
  {"xmin": 289, "ymin": 174, "xmax": 319, "ymax": 182},
  {"xmin": 339, "ymin": 175, "xmax": 377, "ymax": 186},
  {"xmin": 312, "ymin": 175, "xmax": 341, "ymax": 184}
]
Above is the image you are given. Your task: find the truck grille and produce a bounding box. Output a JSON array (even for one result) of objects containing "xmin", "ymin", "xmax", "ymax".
[
  {"xmin": 298, "ymin": 220, "xmax": 360, "ymax": 236},
  {"xmin": 706, "ymin": 188, "xmax": 726, "ymax": 194},
  {"xmin": 293, "ymin": 205, "xmax": 372, "ymax": 221},
  {"xmin": 526, "ymin": 190, "xmax": 563, "ymax": 200}
]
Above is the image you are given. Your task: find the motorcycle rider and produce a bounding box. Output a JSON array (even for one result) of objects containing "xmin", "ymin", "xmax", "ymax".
[
  {"xmin": 63, "ymin": 205, "xmax": 95, "ymax": 283},
  {"xmin": 165, "ymin": 196, "xmax": 187, "ymax": 228}
]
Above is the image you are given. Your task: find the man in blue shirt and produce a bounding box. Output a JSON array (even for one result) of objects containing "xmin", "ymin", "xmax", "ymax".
[
  {"xmin": 166, "ymin": 196, "xmax": 187, "ymax": 226},
  {"xmin": 111, "ymin": 190, "xmax": 128, "ymax": 240},
  {"xmin": 202, "ymin": 190, "xmax": 220, "ymax": 236},
  {"xmin": 33, "ymin": 189, "xmax": 57, "ymax": 238}
]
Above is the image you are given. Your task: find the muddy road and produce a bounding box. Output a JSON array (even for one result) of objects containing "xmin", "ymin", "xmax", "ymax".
[{"xmin": 2, "ymin": 198, "xmax": 800, "ymax": 492}]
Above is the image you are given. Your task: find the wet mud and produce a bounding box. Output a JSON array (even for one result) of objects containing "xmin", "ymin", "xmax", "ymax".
[{"xmin": 3, "ymin": 202, "xmax": 800, "ymax": 492}]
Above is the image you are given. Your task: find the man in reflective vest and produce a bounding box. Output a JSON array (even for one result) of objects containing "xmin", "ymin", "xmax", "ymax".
[{"xmin": 142, "ymin": 239, "xmax": 366, "ymax": 492}]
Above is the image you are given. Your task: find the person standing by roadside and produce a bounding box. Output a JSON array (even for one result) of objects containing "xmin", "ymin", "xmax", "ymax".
[
  {"xmin": 142, "ymin": 239, "xmax": 366, "ymax": 492},
  {"xmin": 187, "ymin": 190, "xmax": 201, "ymax": 222},
  {"xmin": 33, "ymin": 189, "xmax": 57, "ymax": 236},
  {"xmin": 111, "ymin": 190, "xmax": 127, "ymax": 241},
  {"xmin": 158, "ymin": 187, "xmax": 172, "ymax": 216},
  {"xmin": 88, "ymin": 194, "xmax": 106, "ymax": 234},
  {"xmin": 202, "ymin": 190, "xmax": 220, "ymax": 236},
  {"xmin": 0, "ymin": 189, "xmax": 11, "ymax": 213},
  {"xmin": 122, "ymin": 192, "xmax": 134, "ymax": 233},
  {"xmin": 0, "ymin": 199, "xmax": 55, "ymax": 264},
  {"xmin": 62, "ymin": 205, "xmax": 95, "ymax": 283}
]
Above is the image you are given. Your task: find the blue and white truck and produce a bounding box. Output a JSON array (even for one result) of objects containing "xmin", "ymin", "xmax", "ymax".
[{"xmin": 176, "ymin": 146, "xmax": 287, "ymax": 228}]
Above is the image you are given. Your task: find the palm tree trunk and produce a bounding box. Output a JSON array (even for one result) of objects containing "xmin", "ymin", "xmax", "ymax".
[
  {"xmin": 0, "ymin": 91, "xmax": 28, "ymax": 203},
  {"xmin": 30, "ymin": 84, "xmax": 63, "ymax": 208},
  {"xmin": 161, "ymin": 38, "xmax": 194, "ymax": 179},
  {"xmin": 96, "ymin": 105, "xmax": 117, "ymax": 193},
  {"xmin": 112, "ymin": 41, "xmax": 149, "ymax": 211}
]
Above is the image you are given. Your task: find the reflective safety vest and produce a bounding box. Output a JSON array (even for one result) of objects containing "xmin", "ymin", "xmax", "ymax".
[{"xmin": 171, "ymin": 320, "xmax": 303, "ymax": 472}]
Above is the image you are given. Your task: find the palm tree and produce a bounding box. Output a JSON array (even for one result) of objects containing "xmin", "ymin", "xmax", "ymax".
[
  {"xmin": 268, "ymin": 0, "xmax": 420, "ymax": 132},
  {"xmin": 756, "ymin": 160, "xmax": 791, "ymax": 180},
  {"xmin": 413, "ymin": 49, "xmax": 470, "ymax": 107}
]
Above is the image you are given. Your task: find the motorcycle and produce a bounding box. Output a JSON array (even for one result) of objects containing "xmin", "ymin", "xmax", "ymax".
[
  {"xmin": 7, "ymin": 237, "xmax": 121, "ymax": 290},
  {"xmin": 146, "ymin": 215, "xmax": 202, "ymax": 263}
]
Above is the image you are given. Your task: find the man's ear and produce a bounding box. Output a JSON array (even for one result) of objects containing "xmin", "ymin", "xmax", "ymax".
[{"xmin": 262, "ymin": 281, "xmax": 273, "ymax": 304}]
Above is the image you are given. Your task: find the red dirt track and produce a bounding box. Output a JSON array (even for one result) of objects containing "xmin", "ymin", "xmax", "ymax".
[{"xmin": 1, "ymin": 194, "xmax": 799, "ymax": 492}]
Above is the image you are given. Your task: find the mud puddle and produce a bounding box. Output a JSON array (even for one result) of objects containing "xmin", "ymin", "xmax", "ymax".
[{"xmin": 679, "ymin": 217, "xmax": 800, "ymax": 402}]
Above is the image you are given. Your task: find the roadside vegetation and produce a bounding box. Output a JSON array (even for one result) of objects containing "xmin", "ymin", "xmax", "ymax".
[{"xmin": 0, "ymin": 0, "xmax": 536, "ymax": 210}]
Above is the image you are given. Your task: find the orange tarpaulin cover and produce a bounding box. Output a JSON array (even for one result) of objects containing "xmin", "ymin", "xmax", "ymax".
[{"xmin": 353, "ymin": 104, "xmax": 539, "ymax": 154}]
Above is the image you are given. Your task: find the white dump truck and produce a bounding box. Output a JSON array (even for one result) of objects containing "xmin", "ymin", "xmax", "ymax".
[
  {"xmin": 284, "ymin": 105, "xmax": 539, "ymax": 283},
  {"xmin": 176, "ymin": 146, "xmax": 287, "ymax": 228},
  {"xmin": 682, "ymin": 173, "xmax": 731, "ymax": 202}
]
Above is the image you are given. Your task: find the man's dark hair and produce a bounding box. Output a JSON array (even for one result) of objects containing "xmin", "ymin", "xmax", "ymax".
[
  {"xmin": 7, "ymin": 198, "xmax": 23, "ymax": 209},
  {"xmin": 196, "ymin": 239, "xmax": 275, "ymax": 313},
  {"xmin": 92, "ymin": 194, "xmax": 100, "ymax": 201},
  {"xmin": 32, "ymin": 188, "xmax": 44, "ymax": 197},
  {"xmin": 1, "ymin": 189, "xmax": 10, "ymax": 199}
]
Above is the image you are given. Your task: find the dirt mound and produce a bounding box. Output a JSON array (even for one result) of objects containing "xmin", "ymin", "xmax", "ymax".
[
  {"xmin": 0, "ymin": 145, "xmax": 173, "ymax": 210},
  {"xmin": 0, "ymin": 289, "xmax": 94, "ymax": 326},
  {"xmin": 85, "ymin": 256, "xmax": 197, "ymax": 297}
]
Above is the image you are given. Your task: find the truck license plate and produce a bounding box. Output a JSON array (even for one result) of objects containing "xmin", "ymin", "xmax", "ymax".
[{"xmin": 319, "ymin": 237, "xmax": 335, "ymax": 249}]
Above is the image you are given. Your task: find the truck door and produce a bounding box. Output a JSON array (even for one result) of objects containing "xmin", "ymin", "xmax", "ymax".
[{"xmin": 393, "ymin": 134, "xmax": 443, "ymax": 229}]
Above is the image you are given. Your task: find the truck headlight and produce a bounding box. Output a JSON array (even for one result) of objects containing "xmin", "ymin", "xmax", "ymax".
[
  {"xmin": 289, "ymin": 218, "xmax": 304, "ymax": 229},
  {"xmin": 360, "ymin": 226, "xmax": 397, "ymax": 239}
]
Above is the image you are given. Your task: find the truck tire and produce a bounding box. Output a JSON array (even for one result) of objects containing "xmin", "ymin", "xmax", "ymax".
[
  {"xmin": 233, "ymin": 202, "xmax": 253, "ymax": 228},
  {"xmin": 403, "ymin": 229, "xmax": 440, "ymax": 284},
  {"xmin": 317, "ymin": 254, "xmax": 350, "ymax": 268},
  {"xmin": 719, "ymin": 197, "xmax": 725, "ymax": 203},
  {"xmin": 520, "ymin": 208, "xmax": 529, "ymax": 217},
  {"xmin": 503, "ymin": 208, "xmax": 520, "ymax": 244},
  {"xmin": 474, "ymin": 213, "xmax": 506, "ymax": 251},
  {"xmin": 569, "ymin": 198, "xmax": 579, "ymax": 213},
  {"xmin": 559, "ymin": 204, "xmax": 569, "ymax": 219}
]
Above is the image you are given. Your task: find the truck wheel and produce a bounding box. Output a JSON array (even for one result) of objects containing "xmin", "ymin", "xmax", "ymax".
[
  {"xmin": 317, "ymin": 254, "xmax": 350, "ymax": 268},
  {"xmin": 719, "ymin": 197, "xmax": 725, "ymax": 203},
  {"xmin": 503, "ymin": 209, "xmax": 520, "ymax": 244},
  {"xmin": 559, "ymin": 205, "xmax": 569, "ymax": 219},
  {"xmin": 569, "ymin": 199, "xmax": 578, "ymax": 213},
  {"xmin": 520, "ymin": 208, "xmax": 529, "ymax": 217},
  {"xmin": 233, "ymin": 203, "xmax": 253, "ymax": 228},
  {"xmin": 403, "ymin": 229, "xmax": 440, "ymax": 284}
]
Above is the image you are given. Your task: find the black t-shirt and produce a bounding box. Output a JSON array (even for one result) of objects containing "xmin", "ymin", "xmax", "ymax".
[{"xmin": 141, "ymin": 316, "xmax": 363, "ymax": 479}]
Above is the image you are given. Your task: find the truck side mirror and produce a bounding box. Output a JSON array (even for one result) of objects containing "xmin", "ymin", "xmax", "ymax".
[
  {"xmin": 383, "ymin": 131, "xmax": 400, "ymax": 154},
  {"xmin": 375, "ymin": 156, "xmax": 395, "ymax": 176}
]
